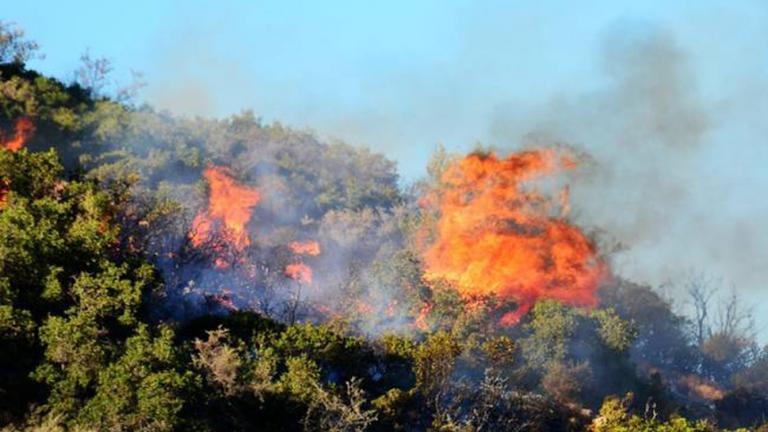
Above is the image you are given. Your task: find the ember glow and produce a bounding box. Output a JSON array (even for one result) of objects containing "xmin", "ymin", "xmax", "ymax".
[
  {"xmin": 1, "ymin": 117, "xmax": 34, "ymax": 152},
  {"xmin": 421, "ymin": 148, "xmax": 607, "ymax": 325},
  {"xmin": 679, "ymin": 375, "xmax": 725, "ymax": 402},
  {"xmin": 190, "ymin": 166, "xmax": 261, "ymax": 254}
]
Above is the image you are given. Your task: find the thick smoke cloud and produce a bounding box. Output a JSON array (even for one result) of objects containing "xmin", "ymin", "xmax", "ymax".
[{"xmin": 490, "ymin": 27, "xmax": 768, "ymax": 319}]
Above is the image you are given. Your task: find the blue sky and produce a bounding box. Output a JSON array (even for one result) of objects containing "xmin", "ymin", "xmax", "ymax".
[{"xmin": 6, "ymin": 0, "xmax": 768, "ymax": 335}]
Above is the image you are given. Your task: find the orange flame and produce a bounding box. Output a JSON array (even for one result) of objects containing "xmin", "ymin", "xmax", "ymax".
[
  {"xmin": 289, "ymin": 240, "xmax": 321, "ymax": 256},
  {"xmin": 421, "ymin": 148, "xmax": 606, "ymax": 325},
  {"xmin": 190, "ymin": 166, "xmax": 261, "ymax": 255},
  {"xmin": 0, "ymin": 118, "xmax": 36, "ymax": 207},
  {"xmin": 285, "ymin": 262, "xmax": 313, "ymax": 284},
  {"xmin": 2, "ymin": 117, "xmax": 34, "ymax": 152}
]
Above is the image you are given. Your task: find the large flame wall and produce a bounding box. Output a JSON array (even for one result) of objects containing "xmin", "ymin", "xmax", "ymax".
[{"xmin": 421, "ymin": 148, "xmax": 607, "ymax": 325}]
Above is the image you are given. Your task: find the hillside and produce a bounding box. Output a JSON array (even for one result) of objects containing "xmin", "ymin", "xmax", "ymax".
[{"xmin": 1, "ymin": 23, "xmax": 767, "ymax": 432}]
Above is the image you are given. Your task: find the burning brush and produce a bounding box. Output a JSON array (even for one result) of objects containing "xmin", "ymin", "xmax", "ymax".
[{"xmin": 420, "ymin": 147, "xmax": 608, "ymax": 325}]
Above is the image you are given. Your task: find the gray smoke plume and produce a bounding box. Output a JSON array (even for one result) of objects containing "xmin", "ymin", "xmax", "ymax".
[{"xmin": 489, "ymin": 25, "xmax": 768, "ymax": 329}]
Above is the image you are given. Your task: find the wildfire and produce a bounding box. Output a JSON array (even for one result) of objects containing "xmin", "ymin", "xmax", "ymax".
[
  {"xmin": 289, "ymin": 240, "xmax": 321, "ymax": 256},
  {"xmin": 2, "ymin": 117, "xmax": 34, "ymax": 152},
  {"xmin": 190, "ymin": 166, "xmax": 261, "ymax": 261},
  {"xmin": 285, "ymin": 263, "xmax": 313, "ymax": 284},
  {"xmin": 421, "ymin": 148, "xmax": 607, "ymax": 325}
]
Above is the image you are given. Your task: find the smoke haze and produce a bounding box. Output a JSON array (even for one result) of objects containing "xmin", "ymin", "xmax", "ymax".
[
  {"xmin": 490, "ymin": 25, "xmax": 768, "ymax": 326},
  {"xmin": 140, "ymin": 12, "xmax": 768, "ymax": 334}
]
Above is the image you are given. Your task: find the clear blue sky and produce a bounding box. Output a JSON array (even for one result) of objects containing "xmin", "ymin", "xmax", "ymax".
[{"xmin": 6, "ymin": 0, "xmax": 768, "ymax": 335}]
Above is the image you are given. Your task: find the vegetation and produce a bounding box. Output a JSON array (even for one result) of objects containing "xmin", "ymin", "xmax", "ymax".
[{"xmin": 1, "ymin": 22, "xmax": 767, "ymax": 431}]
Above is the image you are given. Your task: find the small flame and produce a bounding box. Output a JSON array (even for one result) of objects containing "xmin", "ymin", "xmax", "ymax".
[
  {"xmin": 190, "ymin": 166, "xmax": 261, "ymax": 262},
  {"xmin": 285, "ymin": 262, "xmax": 313, "ymax": 284},
  {"xmin": 0, "ymin": 118, "xmax": 36, "ymax": 207},
  {"xmin": 421, "ymin": 148, "xmax": 607, "ymax": 325},
  {"xmin": 2, "ymin": 118, "xmax": 34, "ymax": 152},
  {"xmin": 289, "ymin": 240, "xmax": 321, "ymax": 256}
]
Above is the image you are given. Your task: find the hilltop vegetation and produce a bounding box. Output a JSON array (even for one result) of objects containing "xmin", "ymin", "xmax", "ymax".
[{"xmin": 1, "ymin": 23, "xmax": 768, "ymax": 431}]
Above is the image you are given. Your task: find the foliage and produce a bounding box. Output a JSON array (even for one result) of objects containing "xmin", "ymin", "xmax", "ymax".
[{"xmin": 590, "ymin": 395, "xmax": 716, "ymax": 432}]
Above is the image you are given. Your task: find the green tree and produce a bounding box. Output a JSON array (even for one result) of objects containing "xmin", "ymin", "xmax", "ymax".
[
  {"xmin": 74, "ymin": 325, "xmax": 196, "ymax": 432},
  {"xmin": 413, "ymin": 330, "xmax": 462, "ymax": 422}
]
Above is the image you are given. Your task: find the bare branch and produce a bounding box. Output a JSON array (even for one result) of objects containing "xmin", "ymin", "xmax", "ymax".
[
  {"xmin": 74, "ymin": 49, "xmax": 114, "ymax": 98},
  {"xmin": 0, "ymin": 21, "xmax": 40, "ymax": 65},
  {"xmin": 686, "ymin": 273, "xmax": 716, "ymax": 346}
]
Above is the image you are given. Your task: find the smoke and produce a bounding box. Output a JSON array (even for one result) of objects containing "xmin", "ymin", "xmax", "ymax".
[
  {"xmin": 77, "ymin": 13, "xmax": 768, "ymax": 336},
  {"xmin": 144, "ymin": 15, "xmax": 256, "ymax": 117},
  {"xmin": 104, "ymin": 109, "xmax": 422, "ymax": 334},
  {"xmin": 489, "ymin": 25, "xmax": 768, "ymax": 315}
]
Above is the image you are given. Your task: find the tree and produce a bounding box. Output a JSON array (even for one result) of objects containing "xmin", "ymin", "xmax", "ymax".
[
  {"xmin": 0, "ymin": 148, "xmax": 118, "ymax": 421},
  {"xmin": 413, "ymin": 330, "xmax": 462, "ymax": 421},
  {"xmin": 0, "ymin": 146, "xmax": 194, "ymax": 429},
  {"xmin": 74, "ymin": 50, "xmax": 113, "ymax": 99},
  {"xmin": 522, "ymin": 300, "xmax": 578, "ymax": 367},
  {"xmin": 304, "ymin": 378, "xmax": 378, "ymax": 432},
  {"xmin": 686, "ymin": 274, "xmax": 754, "ymax": 348},
  {"xmin": 192, "ymin": 327, "xmax": 245, "ymax": 396},
  {"xmin": 590, "ymin": 394, "xmax": 713, "ymax": 432},
  {"xmin": 686, "ymin": 274, "xmax": 716, "ymax": 347},
  {"xmin": 34, "ymin": 261, "xmax": 159, "ymax": 415},
  {"xmin": 592, "ymin": 308, "xmax": 637, "ymax": 354},
  {"xmin": 599, "ymin": 280, "xmax": 697, "ymax": 374},
  {"xmin": 74, "ymin": 325, "xmax": 196, "ymax": 432},
  {"xmin": 0, "ymin": 22, "xmax": 39, "ymax": 65},
  {"xmin": 714, "ymin": 290, "xmax": 754, "ymax": 340},
  {"xmin": 73, "ymin": 50, "xmax": 145, "ymax": 102},
  {"xmin": 700, "ymin": 332, "xmax": 755, "ymax": 384}
]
